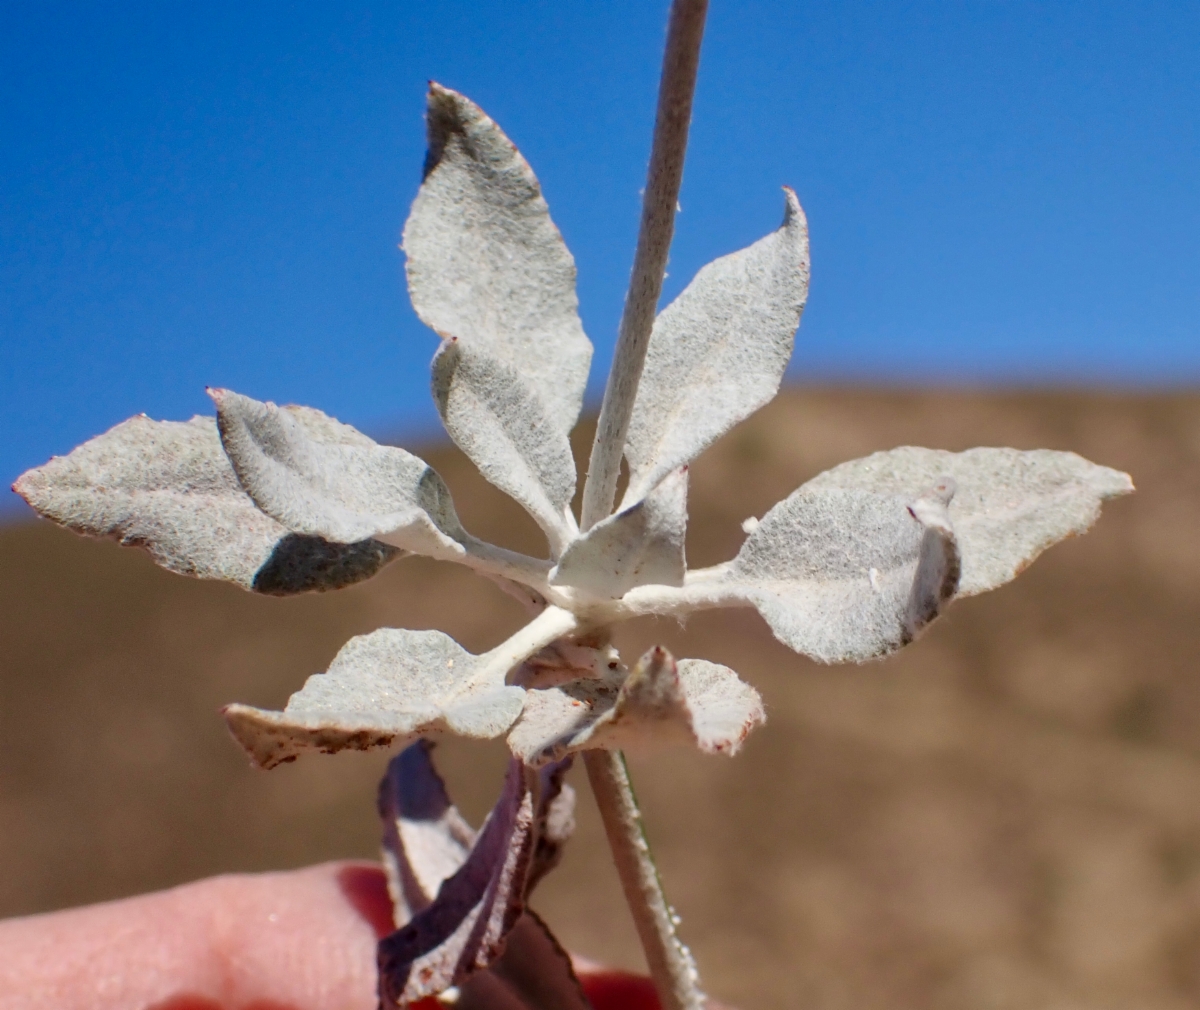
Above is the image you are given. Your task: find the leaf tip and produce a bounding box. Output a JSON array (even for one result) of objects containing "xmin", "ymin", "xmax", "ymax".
[{"xmin": 781, "ymin": 185, "xmax": 806, "ymax": 228}]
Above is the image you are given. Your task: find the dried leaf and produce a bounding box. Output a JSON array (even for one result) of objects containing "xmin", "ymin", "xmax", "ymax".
[
  {"xmin": 378, "ymin": 740, "xmax": 475, "ymax": 926},
  {"xmin": 726, "ymin": 484, "xmax": 961, "ymax": 663},
  {"xmin": 212, "ymin": 389, "xmax": 467, "ymax": 555},
  {"xmin": 432, "ymin": 341, "xmax": 577, "ymax": 552},
  {"xmin": 455, "ymin": 912, "xmax": 592, "ymax": 1010},
  {"xmin": 621, "ymin": 189, "xmax": 809, "ymax": 507},
  {"xmin": 800, "ymin": 446, "xmax": 1134, "ymax": 596},
  {"xmin": 12, "ymin": 414, "xmax": 400, "ymax": 594},
  {"xmin": 378, "ymin": 743, "xmax": 575, "ymax": 918},
  {"xmin": 377, "ymin": 744, "xmax": 586, "ymax": 1010},
  {"xmin": 508, "ymin": 648, "xmax": 765, "ymax": 765},
  {"xmin": 552, "ymin": 468, "xmax": 687, "ymax": 598},
  {"xmin": 223, "ymin": 629, "xmax": 525, "ymax": 769},
  {"xmin": 527, "ymin": 759, "xmax": 576, "ymax": 894},
  {"xmin": 404, "ymin": 83, "xmax": 592, "ymax": 439},
  {"xmin": 378, "ymin": 759, "xmax": 534, "ymax": 1008}
]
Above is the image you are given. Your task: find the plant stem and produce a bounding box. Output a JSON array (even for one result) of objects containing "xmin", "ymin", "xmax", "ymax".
[
  {"xmin": 580, "ymin": 0, "xmax": 709, "ymax": 531},
  {"xmin": 577, "ymin": 4, "xmax": 709, "ymax": 1005},
  {"xmin": 583, "ymin": 749, "xmax": 705, "ymax": 1010}
]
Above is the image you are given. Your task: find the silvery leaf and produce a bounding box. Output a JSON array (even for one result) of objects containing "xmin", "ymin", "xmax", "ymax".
[
  {"xmin": 404, "ymin": 83, "xmax": 593, "ymax": 438},
  {"xmin": 378, "ymin": 758, "xmax": 535, "ymax": 1008},
  {"xmin": 12, "ymin": 414, "xmax": 400, "ymax": 594},
  {"xmin": 800, "ymin": 446, "xmax": 1134, "ymax": 596},
  {"xmin": 621, "ymin": 189, "xmax": 810, "ymax": 507},
  {"xmin": 551, "ymin": 467, "xmax": 687, "ymax": 599},
  {"xmin": 432, "ymin": 340, "xmax": 577, "ymax": 552},
  {"xmin": 223, "ymin": 628, "xmax": 525, "ymax": 769},
  {"xmin": 508, "ymin": 647, "xmax": 765, "ymax": 765},
  {"xmin": 725, "ymin": 483, "xmax": 961, "ymax": 664},
  {"xmin": 212, "ymin": 389, "xmax": 467, "ymax": 555}
]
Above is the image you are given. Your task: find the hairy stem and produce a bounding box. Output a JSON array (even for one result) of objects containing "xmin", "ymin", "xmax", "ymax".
[
  {"xmin": 584, "ymin": 749, "xmax": 705, "ymax": 1010},
  {"xmin": 577, "ymin": 4, "xmax": 710, "ymax": 1005},
  {"xmin": 580, "ymin": 0, "xmax": 709, "ymax": 531}
]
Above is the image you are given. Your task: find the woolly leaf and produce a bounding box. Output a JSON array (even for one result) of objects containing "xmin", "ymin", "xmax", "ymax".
[
  {"xmin": 726, "ymin": 483, "xmax": 960, "ymax": 664},
  {"xmin": 404, "ymin": 83, "xmax": 592, "ymax": 438},
  {"xmin": 621, "ymin": 189, "xmax": 809, "ymax": 507},
  {"xmin": 552, "ymin": 468, "xmax": 687, "ymax": 598},
  {"xmin": 12, "ymin": 414, "xmax": 400, "ymax": 594},
  {"xmin": 508, "ymin": 647, "xmax": 765, "ymax": 765},
  {"xmin": 223, "ymin": 629, "xmax": 525, "ymax": 769},
  {"xmin": 378, "ymin": 759, "xmax": 534, "ymax": 1008},
  {"xmin": 800, "ymin": 446, "xmax": 1134, "ymax": 596},
  {"xmin": 432, "ymin": 340, "xmax": 577, "ymax": 552},
  {"xmin": 212, "ymin": 389, "xmax": 467, "ymax": 556}
]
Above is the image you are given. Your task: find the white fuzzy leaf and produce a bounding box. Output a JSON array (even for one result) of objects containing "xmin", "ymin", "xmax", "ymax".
[
  {"xmin": 212, "ymin": 389, "xmax": 466, "ymax": 556},
  {"xmin": 726, "ymin": 483, "xmax": 961, "ymax": 664},
  {"xmin": 223, "ymin": 629, "xmax": 525, "ymax": 769},
  {"xmin": 551, "ymin": 467, "xmax": 687, "ymax": 598},
  {"xmin": 801, "ymin": 446, "xmax": 1134, "ymax": 596},
  {"xmin": 12, "ymin": 414, "xmax": 400, "ymax": 594},
  {"xmin": 404, "ymin": 83, "xmax": 592, "ymax": 438},
  {"xmin": 621, "ymin": 189, "xmax": 810, "ymax": 507},
  {"xmin": 508, "ymin": 647, "xmax": 765, "ymax": 765},
  {"xmin": 432, "ymin": 341, "xmax": 577, "ymax": 551}
]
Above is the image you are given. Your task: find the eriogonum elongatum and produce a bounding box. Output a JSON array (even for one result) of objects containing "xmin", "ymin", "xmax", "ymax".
[{"xmin": 15, "ymin": 76, "xmax": 1131, "ymax": 1010}]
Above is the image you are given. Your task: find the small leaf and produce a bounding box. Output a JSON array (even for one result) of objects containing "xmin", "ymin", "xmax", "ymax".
[
  {"xmin": 727, "ymin": 484, "xmax": 961, "ymax": 663},
  {"xmin": 801, "ymin": 446, "xmax": 1133, "ymax": 595},
  {"xmin": 212, "ymin": 389, "xmax": 467, "ymax": 555},
  {"xmin": 508, "ymin": 647, "xmax": 765, "ymax": 765},
  {"xmin": 12, "ymin": 414, "xmax": 400, "ymax": 594},
  {"xmin": 404, "ymin": 83, "xmax": 593, "ymax": 439},
  {"xmin": 223, "ymin": 629, "xmax": 525, "ymax": 769},
  {"xmin": 551, "ymin": 468, "xmax": 687, "ymax": 599},
  {"xmin": 621, "ymin": 189, "xmax": 810, "ymax": 507},
  {"xmin": 432, "ymin": 341, "xmax": 577, "ymax": 552},
  {"xmin": 378, "ymin": 759, "xmax": 535, "ymax": 1008}
]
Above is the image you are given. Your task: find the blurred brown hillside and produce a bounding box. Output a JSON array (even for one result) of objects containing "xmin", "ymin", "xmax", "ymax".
[{"xmin": 3, "ymin": 388, "xmax": 1200, "ymax": 1010}]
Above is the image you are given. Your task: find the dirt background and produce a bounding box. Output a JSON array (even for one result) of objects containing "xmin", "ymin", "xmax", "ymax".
[{"xmin": 3, "ymin": 388, "xmax": 1200, "ymax": 1009}]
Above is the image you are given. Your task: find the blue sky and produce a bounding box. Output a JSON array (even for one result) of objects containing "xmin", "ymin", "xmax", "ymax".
[{"xmin": 3, "ymin": 1, "xmax": 1198, "ymax": 512}]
